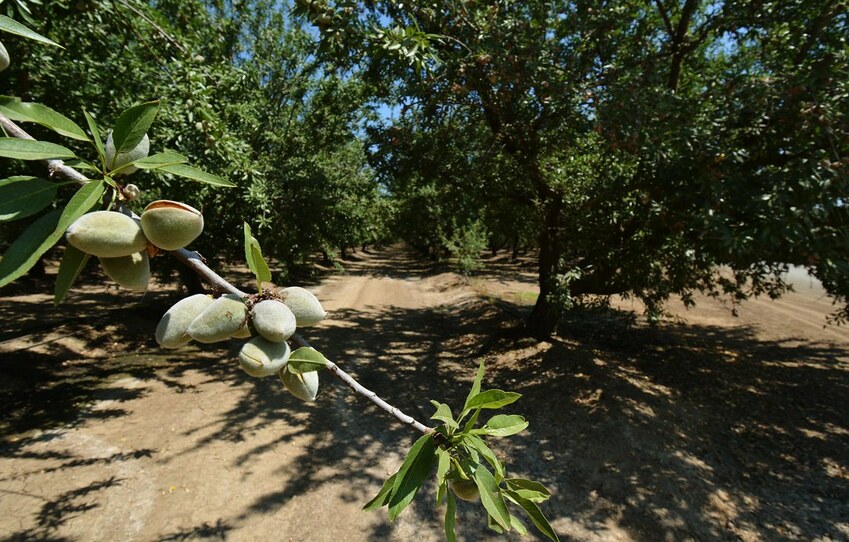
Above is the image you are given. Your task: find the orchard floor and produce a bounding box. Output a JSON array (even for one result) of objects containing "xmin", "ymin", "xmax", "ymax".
[{"xmin": 1, "ymin": 244, "xmax": 848, "ymax": 542}]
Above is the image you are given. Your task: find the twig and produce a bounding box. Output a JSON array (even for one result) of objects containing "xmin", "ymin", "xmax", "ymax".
[
  {"xmin": 0, "ymin": 112, "xmax": 435, "ymax": 438},
  {"xmin": 114, "ymin": 0, "xmax": 187, "ymax": 55},
  {"xmin": 0, "ymin": 113, "xmax": 88, "ymax": 183}
]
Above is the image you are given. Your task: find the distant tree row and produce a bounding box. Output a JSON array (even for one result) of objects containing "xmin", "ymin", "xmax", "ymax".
[
  {"xmin": 0, "ymin": 0, "xmax": 392, "ymax": 283},
  {"xmin": 297, "ymin": 0, "xmax": 849, "ymax": 335},
  {"xmin": 4, "ymin": 0, "xmax": 846, "ymax": 337}
]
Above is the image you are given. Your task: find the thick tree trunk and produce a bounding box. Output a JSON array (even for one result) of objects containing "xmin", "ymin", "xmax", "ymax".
[{"xmin": 526, "ymin": 183, "xmax": 564, "ymax": 338}]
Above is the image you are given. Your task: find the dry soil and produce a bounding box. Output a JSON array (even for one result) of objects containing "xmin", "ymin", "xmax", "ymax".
[{"xmin": 1, "ymin": 245, "xmax": 847, "ymax": 541}]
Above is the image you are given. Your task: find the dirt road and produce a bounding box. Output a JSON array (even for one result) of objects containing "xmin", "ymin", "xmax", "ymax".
[{"xmin": 1, "ymin": 246, "xmax": 847, "ymax": 541}]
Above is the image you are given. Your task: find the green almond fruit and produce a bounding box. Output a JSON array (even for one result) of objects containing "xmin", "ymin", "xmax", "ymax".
[
  {"xmin": 140, "ymin": 200, "xmax": 204, "ymax": 251},
  {"xmin": 238, "ymin": 337, "xmax": 291, "ymax": 378},
  {"xmin": 155, "ymin": 294, "xmax": 214, "ymax": 349},
  {"xmin": 252, "ymin": 299, "xmax": 296, "ymax": 343},
  {"xmin": 100, "ymin": 251, "xmax": 150, "ymax": 291},
  {"xmin": 279, "ymin": 366, "xmax": 319, "ymax": 402},
  {"xmin": 231, "ymin": 323, "xmax": 252, "ymax": 338},
  {"xmin": 0, "ymin": 42, "xmax": 9, "ymax": 72},
  {"xmin": 450, "ymin": 479, "xmax": 480, "ymax": 502},
  {"xmin": 278, "ymin": 286, "xmax": 326, "ymax": 326},
  {"xmin": 187, "ymin": 293, "xmax": 247, "ymax": 343},
  {"xmin": 105, "ymin": 131, "xmax": 150, "ymax": 175},
  {"xmin": 66, "ymin": 211, "xmax": 149, "ymax": 258}
]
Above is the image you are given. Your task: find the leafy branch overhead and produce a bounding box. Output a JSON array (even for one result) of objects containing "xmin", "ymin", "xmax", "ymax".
[{"xmin": 0, "ymin": 100, "xmax": 232, "ymax": 294}]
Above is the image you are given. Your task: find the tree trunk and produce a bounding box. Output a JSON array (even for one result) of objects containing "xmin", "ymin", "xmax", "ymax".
[{"xmin": 526, "ymin": 186, "xmax": 564, "ymax": 338}]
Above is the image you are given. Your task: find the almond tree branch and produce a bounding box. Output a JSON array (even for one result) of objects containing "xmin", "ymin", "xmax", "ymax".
[
  {"xmin": 0, "ymin": 113, "xmax": 89, "ymax": 183},
  {"xmin": 0, "ymin": 112, "xmax": 436, "ymax": 438}
]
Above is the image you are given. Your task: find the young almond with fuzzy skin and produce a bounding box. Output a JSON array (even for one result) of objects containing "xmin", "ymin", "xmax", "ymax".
[
  {"xmin": 104, "ymin": 132, "xmax": 150, "ymax": 176},
  {"xmin": 100, "ymin": 251, "xmax": 150, "ymax": 291},
  {"xmin": 231, "ymin": 323, "xmax": 252, "ymax": 339},
  {"xmin": 239, "ymin": 337, "xmax": 291, "ymax": 377},
  {"xmin": 278, "ymin": 286, "xmax": 326, "ymax": 326},
  {"xmin": 187, "ymin": 293, "xmax": 248, "ymax": 343},
  {"xmin": 252, "ymin": 299, "xmax": 296, "ymax": 343},
  {"xmin": 450, "ymin": 479, "xmax": 480, "ymax": 502},
  {"xmin": 279, "ymin": 366, "xmax": 319, "ymax": 402},
  {"xmin": 66, "ymin": 211, "xmax": 149, "ymax": 258},
  {"xmin": 155, "ymin": 294, "xmax": 214, "ymax": 348},
  {"xmin": 140, "ymin": 200, "xmax": 204, "ymax": 251}
]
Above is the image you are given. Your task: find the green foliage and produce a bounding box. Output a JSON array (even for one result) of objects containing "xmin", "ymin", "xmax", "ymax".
[
  {"xmin": 0, "ymin": 179, "xmax": 103, "ymax": 287},
  {"xmin": 0, "ymin": 13, "xmax": 61, "ymax": 46},
  {"xmin": 287, "ymin": 346, "xmax": 328, "ymax": 374},
  {"xmin": 110, "ymin": 100, "xmax": 158, "ymax": 157},
  {"xmin": 366, "ymin": 362, "xmax": 558, "ymax": 541},
  {"xmin": 244, "ymin": 222, "xmax": 271, "ymax": 291},
  {"xmin": 0, "ymin": 97, "xmax": 226, "ymax": 295},
  {"xmin": 302, "ymin": 0, "xmax": 849, "ymax": 332},
  {"xmin": 0, "ymin": 9, "xmax": 556, "ymax": 542},
  {"xmin": 0, "ymin": 176, "xmax": 58, "ymax": 221},
  {"xmin": 0, "ymin": 97, "xmax": 87, "ymax": 140}
]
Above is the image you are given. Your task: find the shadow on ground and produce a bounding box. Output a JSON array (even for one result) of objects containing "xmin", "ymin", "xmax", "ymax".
[{"xmin": 1, "ymin": 247, "xmax": 848, "ymax": 541}]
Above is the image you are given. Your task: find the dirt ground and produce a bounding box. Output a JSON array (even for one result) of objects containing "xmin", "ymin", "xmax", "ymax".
[{"xmin": 1, "ymin": 245, "xmax": 847, "ymax": 541}]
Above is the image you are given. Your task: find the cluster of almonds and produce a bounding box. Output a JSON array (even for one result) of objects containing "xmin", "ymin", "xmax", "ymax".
[
  {"xmin": 65, "ymin": 200, "xmax": 203, "ymax": 291},
  {"xmin": 154, "ymin": 288, "xmax": 327, "ymax": 401},
  {"xmin": 63, "ymin": 129, "xmax": 196, "ymax": 291}
]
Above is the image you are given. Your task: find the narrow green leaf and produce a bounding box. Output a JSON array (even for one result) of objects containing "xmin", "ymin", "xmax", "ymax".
[
  {"xmin": 243, "ymin": 222, "xmax": 271, "ymax": 290},
  {"xmin": 54, "ymin": 245, "xmax": 90, "ymax": 306},
  {"xmin": 464, "ymin": 434, "xmax": 506, "ymax": 481},
  {"xmin": 461, "ymin": 408, "xmax": 482, "ymax": 434},
  {"xmin": 243, "ymin": 222, "xmax": 257, "ymax": 273},
  {"xmin": 57, "ymin": 181, "xmax": 106, "ymax": 229},
  {"xmin": 504, "ymin": 479, "xmax": 552, "ymax": 502},
  {"xmin": 0, "ymin": 15, "xmax": 62, "ymax": 47},
  {"xmin": 0, "ymin": 97, "xmax": 88, "ymax": 141},
  {"xmin": 82, "ymin": 109, "xmax": 105, "ymax": 166},
  {"xmin": 363, "ymin": 472, "xmax": 397, "ymax": 511},
  {"xmin": 435, "ymin": 448, "xmax": 451, "ymax": 490},
  {"xmin": 510, "ymin": 514, "xmax": 529, "ymax": 536},
  {"xmin": 444, "ymin": 491, "xmax": 457, "ymax": 542},
  {"xmin": 0, "ymin": 176, "xmax": 57, "ymax": 221},
  {"xmin": 436, "ymin": 479, "xmax": 448, "ymax": 506},
  {"xmin": 430, "ymin": 400, "xmax": 459, "ymax": 429},
  {"xmin": 159, "ymin": 164, "xmax": 235, "ymax": 187},
  {"xmin": 288, "ymin": 347, "xmax": 328, "ymax": 374},
  {"xmin": 388, "ymin": 433, "xmax": 437, "ymax": 521},
  {"xmin": 509, "ymin": 492, "xmax": 560, "ymax": 542},
  {"xmin": 250, "ymin": 244, "xmax": 272, "ymax": 285},
  {"xmin": 0, "ymin": 179, "xmax": 104, "ymax": 288},
  {"xmin": 111, "ymin": 101, "xmax": 159, "ymax": 155},
  {"xmin": 488, "ymin": 514, "xmax": 505, "ymax": 534},
  {"xmin": 133, "ymin": 151, "xmax": 188, "ymax": 169},
  {"xmin": 63, "ymin": 159, "xmax": 100, "ymax": 171},
  {"xmin": 471, "ymin": 414, "xmax": 529, "ymax": 437},
  {"xmin": 472, "ymin": 467, "xmax": 511, "ymax": 531},
  {"xmin": 0, "ymin": 209, "xmax": 61, "ymax": 288},
  {"xmin": 0, "ymin": 138, "xmax": 76, "ymax": 160},
  {"xmin": 462, "ymin": 361, "xmax": 486, "ymax": 414},
  {"xmin": 465, "ymin": 390, "xmax": 522, "ymax": 411}
]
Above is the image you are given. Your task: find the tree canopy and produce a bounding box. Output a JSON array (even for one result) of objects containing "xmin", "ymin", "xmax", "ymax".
[{"xmin": 2, "ymin": 0, "xmax": 847, "ymax": 336}]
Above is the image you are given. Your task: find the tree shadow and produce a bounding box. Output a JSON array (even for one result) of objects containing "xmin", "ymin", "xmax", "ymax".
[
  {"xmin": 480, "ymin": 309, "xmax": 849, "ymax": 541},
  {"xmin": 2, "ymin": 247, "xmax": 848, "ymax": 541},
  {"xmin": 2, "ymin": 476, "xmax": 124, "ymax": 541}
]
